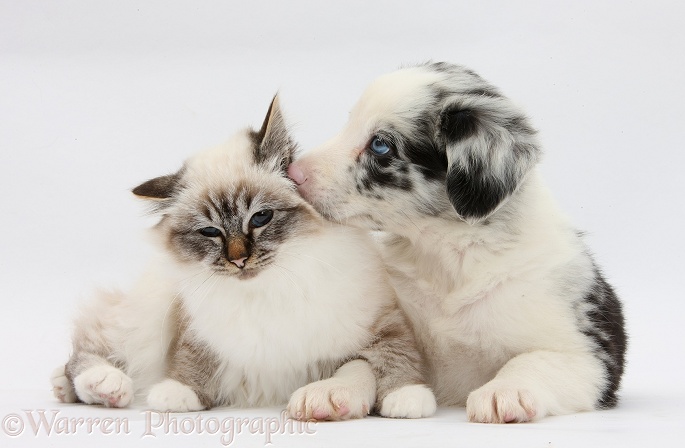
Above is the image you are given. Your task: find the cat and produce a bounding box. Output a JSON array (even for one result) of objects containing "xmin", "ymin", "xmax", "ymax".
[{"xmin": 50, "ymin": 96, "xmax": 437, "ymax": 420}]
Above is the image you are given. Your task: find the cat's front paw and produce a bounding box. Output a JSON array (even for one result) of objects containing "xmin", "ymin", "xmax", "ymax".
[
  {"xmin": 287, "ymin": 378, "xmax": 371, "ymax": 421},
  {"xmin": 51, "ymin": 365, "xmax": 77, "ymax": 403},
  {"xmin": 147, "ymin": 379, "xmax": 204, "ymax": 412},
  {"xmin": 379, "ymin": 384, "xmax": 437, "ymax": 418},
  {"xmin": 73, "ymin": 365, "xmax": 133, "ymax": 408},
  {"xmin": 466, "ymin": 381, "xmax": 538, "ymax": 423}
]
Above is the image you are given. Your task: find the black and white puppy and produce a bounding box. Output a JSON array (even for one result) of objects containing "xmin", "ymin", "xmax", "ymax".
[{"xmin": 288, "ymin": 62, "xmax": 627, "ymax": 423}]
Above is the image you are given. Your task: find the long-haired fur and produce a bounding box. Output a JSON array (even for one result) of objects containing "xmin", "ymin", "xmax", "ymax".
[
  {"xmin": 288, "ymin": 62, "xmax": 627, "ymax": 423},
  {"xmin": 51, "ymin": 96, "xmax": 437, "ymax": 420}
]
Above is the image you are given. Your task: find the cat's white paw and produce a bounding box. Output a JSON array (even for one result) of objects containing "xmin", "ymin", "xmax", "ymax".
[
  {"xmin": 73, "ymin": 365, "xmax": 133, "ymax": 408},
  {"xmin": 50, "ymin": 365, "xmax": 77, "ymax": 403},
  {"xmin": 287, "ymin": 378, "xmax": 372, "ymax": 421},
  {"xmin": 466, "ymin": 381, "xmax": 538, "ymax": 423},
  {"xmin": 379, "ymin": 384, "xmax": 437, "ymax": 418},
  {"xmin": 147, "ymin": 379, "xmax": 204, "ymax": 412}
]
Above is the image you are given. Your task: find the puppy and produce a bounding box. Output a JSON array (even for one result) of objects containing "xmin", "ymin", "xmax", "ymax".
[{"xmin": 287, "ymin": 62, "xmax": 627, "ymax": 423}]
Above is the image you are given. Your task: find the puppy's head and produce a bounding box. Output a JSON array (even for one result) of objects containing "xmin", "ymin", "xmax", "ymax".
[{"xmin": 289, "ymin": 62, "xmax": 541, "ymax": 230}]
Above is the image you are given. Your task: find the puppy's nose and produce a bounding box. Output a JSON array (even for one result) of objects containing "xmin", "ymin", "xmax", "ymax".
[{"xmin": 287, "ymin": 163, "xmax": 307, "ymax": 185}]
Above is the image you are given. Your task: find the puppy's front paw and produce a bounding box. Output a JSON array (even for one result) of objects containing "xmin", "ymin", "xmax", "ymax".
[
  {"xmin": 466, "ymin": 382, "xmax": 538, "ymax": 423},
  {"xmin": 147, "ymin": 379, "xmax": 204, "ymax": 412},
  {"xmin": 380, "ymin": 384, "xmax": 437, "ymax": 418},
  {"xmin": 287, "ymin": 378, "xmax": 371, "ymax": 421},
  {"xmin": 73, "ymin": 365, "xmax": 133, "ymax": 408},
  {"xmin": 51, "ymin": 365, "xmax": 77, "ymax": 403}
]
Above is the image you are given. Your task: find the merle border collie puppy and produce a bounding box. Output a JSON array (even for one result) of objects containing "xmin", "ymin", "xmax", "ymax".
[{"xmin": 288, "ymin": 62, "xmax": 627, "ymax": 423}]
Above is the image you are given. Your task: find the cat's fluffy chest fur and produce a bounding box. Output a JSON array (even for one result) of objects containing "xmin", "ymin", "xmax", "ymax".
[{"xmin": 176, "ymin": 227, "xmax": 385, "ymax": 406}]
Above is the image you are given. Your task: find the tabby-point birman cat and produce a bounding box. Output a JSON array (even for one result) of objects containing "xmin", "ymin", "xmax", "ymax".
[{"xmin": 50, "ymin": 96, "xmax": 437, "ymax": 420}]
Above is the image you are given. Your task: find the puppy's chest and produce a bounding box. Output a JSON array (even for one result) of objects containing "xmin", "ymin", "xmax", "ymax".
[
  {"xmin": 382, "ymin": 239, "xmax": 513, "ymax": 342},
  {"xmin": 389, "ymin": 267, "xmax": 501, "ymax": 347},
  {"xmin": 388, "ymin": 267, "xmax": 513, "ymax": 404}
]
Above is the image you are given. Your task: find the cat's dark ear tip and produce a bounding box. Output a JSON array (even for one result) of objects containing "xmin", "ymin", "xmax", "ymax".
[
  {"xmin": 131, "ymin": 183, "xmax": 155, "ymax": 199},
  {"xmin": 132, "ymin": 173, "xmax": 181, "ymax": 200}
]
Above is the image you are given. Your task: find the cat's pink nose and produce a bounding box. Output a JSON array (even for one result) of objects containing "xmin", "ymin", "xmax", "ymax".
[
  {"xmin": 287, "ymin": 163, "xmax": 307, "ymax": 185},
  {"xmin": 230, "ymin": 257, "xmax": 247, "ymax": 268}
]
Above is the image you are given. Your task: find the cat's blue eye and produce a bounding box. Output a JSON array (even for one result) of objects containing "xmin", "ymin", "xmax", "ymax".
[
  {"xmin": 199, "ymin": 227, "xmax": 222, "ymax": 237},
  {"xmin": 369, "ymin": 136, "xmax": 392, "ymax": 156},
  {"xmin": 250, "ymin": 210, "xmax": 274, "ymax": 228}
]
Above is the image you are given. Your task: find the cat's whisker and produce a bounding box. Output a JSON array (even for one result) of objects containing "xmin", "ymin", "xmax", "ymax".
[
  {"xmin": 186, "ymin": 272, "xmax": 218, "ymax": 316},
  {"xmin": 279, "ymin": 250, "xmax": 343, "ymax": 275},
  {"xmin": 272, "ymin": 263, "xmax": 309, "ymax": 303},
  {"xmin": 175, "ymin": 273, "xmax": 221, "ymax": 341}
]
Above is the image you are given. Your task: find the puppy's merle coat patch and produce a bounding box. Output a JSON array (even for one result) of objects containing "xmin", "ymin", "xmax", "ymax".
[{"xmin": 290, "ymin": 62, "xmax": 627, "ymax": 423}]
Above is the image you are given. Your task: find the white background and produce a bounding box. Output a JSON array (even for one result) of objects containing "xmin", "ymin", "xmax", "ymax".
[{"xmin": 1, "ymin": 1, "xmax": 684, "ymax": 446}]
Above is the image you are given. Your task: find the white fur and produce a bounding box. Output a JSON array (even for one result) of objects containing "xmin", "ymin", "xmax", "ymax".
[
  {"xmin": 147, "ymin": 379, "xmax": 204, "ymax": 412},
  {"xmin": 51, "ymin": 366, "xmax": 77, "ymax": 403},
  {"xmin": 287, "ymin": 359, "xmax": 376, "ymax": 420},
  {"xmin": 377, "ymin": 173, "xmax": 605, "ymax": 415},
  {"xmin": 72, "ymin": 364, "xmax": 133, "ymax": 407},
  {"xmin": 380, "ymin": 384, "xmax": 438, "ymax": 419},
  {"xmin": 66, "ymin": 274, "xmax": 185, "ymax": 404},
  {"xmin": 291, "ymin": 65, "xmax": 615, "ymax": 422}
]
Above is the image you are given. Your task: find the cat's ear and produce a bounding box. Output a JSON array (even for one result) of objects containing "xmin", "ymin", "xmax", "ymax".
[
  {"xmin": 132, "ymin": 168, "xmax": 183, "ymax": 205},
  {"xmin": 252, "ymin": 94, "xmax": 297, "ymax": 173}
]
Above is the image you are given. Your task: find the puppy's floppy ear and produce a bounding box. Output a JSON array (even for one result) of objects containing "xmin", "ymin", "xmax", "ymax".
[
  {"xmin": 252, "ymin": 94, "xmax": 297, "ymax": 173},
  {"xmin": 439, "ymin": 101, "xmax": 540, "ymax": 224}
]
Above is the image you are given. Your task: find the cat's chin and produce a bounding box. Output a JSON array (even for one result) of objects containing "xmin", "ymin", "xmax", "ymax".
[
  {"xmin": 236, "ymin": 269, "xmax": 261, "ymax": 280},
  {"xmin": 214, "ymin": 268, "xmax": 262, "ymax": 281}
]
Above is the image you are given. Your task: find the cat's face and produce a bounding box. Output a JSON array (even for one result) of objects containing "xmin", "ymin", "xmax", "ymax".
[{"xmin": 133, "ymin": 97, "xmax": 320, "ymax": 280}]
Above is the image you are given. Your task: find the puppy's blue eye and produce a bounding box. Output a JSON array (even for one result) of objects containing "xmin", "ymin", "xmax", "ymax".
[
  {"xmin": 250, "ymin": 210, "xmax": 274, "ymax": 228},
  {"xmin": 370, "ymin": 136, "xmax": 392, "ymax": 156},
  {"xmin": 199, "ymin": 227, "xmax": 222, "ymax": 237}
]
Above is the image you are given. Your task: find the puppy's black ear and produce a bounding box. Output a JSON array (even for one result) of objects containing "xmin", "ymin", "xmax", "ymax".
[
  {"xmin": 252, "ymin": 94, "xmax": 297, "ymax": 173},
  {"xmin": 440, "ymin": 101, "xmax": 540, "ymax": 224}
]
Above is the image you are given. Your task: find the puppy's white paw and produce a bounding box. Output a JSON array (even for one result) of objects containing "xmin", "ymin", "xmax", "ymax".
[
  {"xmin": 287, "ymin": 378, "xmax": 371, "ymax": 421},
  {"xmin": 379, "ymin": 384, "xmax": 437, "ymax": 418},
  {"xmin": 467, "ymin": 382, "xmax": 538, "ymax": 423},
  {"xmin": 50, "ymin": 365, "xmax": 77, "ymax": 403},
  {"xmin": 73, "ymin": 365, "xmax": 133, "ymax": 408},
  {"xmin": 147, "ymin": 379, "xmax": 204, "ymax": 412}
]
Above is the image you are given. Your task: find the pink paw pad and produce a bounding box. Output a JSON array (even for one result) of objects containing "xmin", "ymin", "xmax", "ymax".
[{"xmin": 312, "ymin": 409, "xmax": 330, "ymax": 420}]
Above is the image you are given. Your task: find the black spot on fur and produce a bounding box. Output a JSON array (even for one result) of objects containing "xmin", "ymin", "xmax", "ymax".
[
  {"xmin": 441, "ymin": 108, "xmax": 479, "ymax": 143},
  {"xmin": 506, "ymin": 115, "xmax": 537, "ymax": 137},
  {"xmin": 462, "ymin": 88, "xmax": 503, "ymax": 99},
  {"xmin": 446, "ymin": 154, "xmax": 513, "ymax": 221},
  {"xmin": 365, "ymin": 162, "xmax": 412, "ymax": 191},
  {"xmin": 422, "ymin": 61, "xmax": 482, "ymax": 81},
  {"xmin": 580, "ymin": 268, "xmax": 627, "ymax": 409},
  {"xmin": 356, "ymin": 175, "xmax": 373, "ymax": 193},
  {"xmin": 357, "ymin": 133, "xmax": 415, "ymax": 192},
  {"xmin": 399, "ymin": 119, "xmax": 447, "ymax": 181},
  {"xmin": 424, "ymin": 61, "xmax": 454, "ymax": 73}
]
